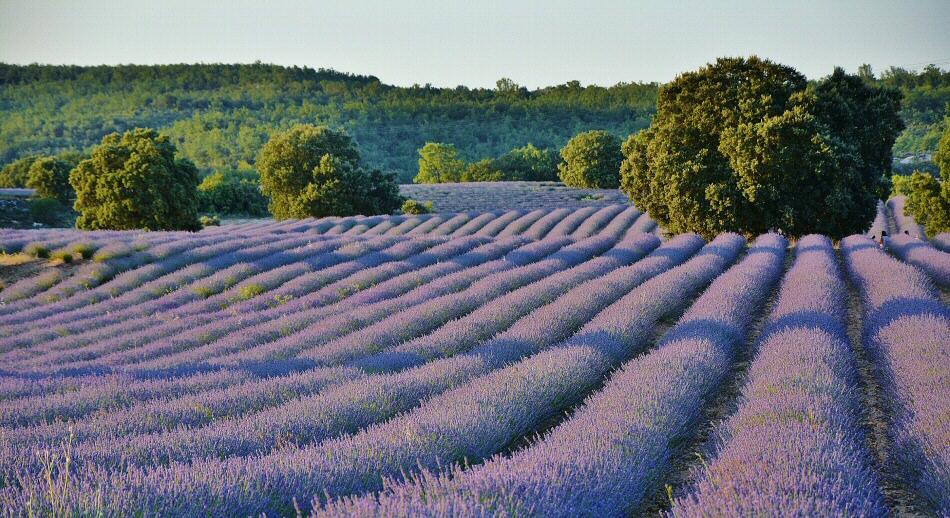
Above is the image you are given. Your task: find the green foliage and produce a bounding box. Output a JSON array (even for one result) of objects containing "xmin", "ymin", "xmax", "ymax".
[
  {"xmin": 69, "ymin": 242, "xmax": 95, "ymax": 260},
  {"xmin": 257, "ymin": 124, "xmax": 403, "ymax": 219},
  {"xmin": 50, "ymin": 249, "xmax": 73, "ymax": 263},
  {"xmin": 23, "ymin": 242, "xmax": 50, "ymax": 258},
  {"xmin": 622, "ymin": 57, "xmax": 903, "ymax": 239},
  {"xmin": 199, "ymin": 214, "xmax": 221, "ymax": 227},
  {"xmin": 892, "ymin": 173, "xmax": 914, "ymax": 197},
  {"xmin": 415, "ymin": 143, "xmax": 466, "ymax": 183},
  {"xmin": 401, "ymin": 199, "xmax": 433, "ymax": 215},
  {"xmin": 493, "ymin": 144, "xmax": 560, "ymax": 181},
  {"xmin": 0, "ymin": 155, "xmax": 38, "ymax": 188},
  {"xmin": 27, "ymin": 157, "xmax": 73, "ymax": 203},
  {"xmin": 28, "ymin": 198, "xmax": 63, "ymax": 226},
  {"xmin": 238, "ymin": 283, "xmax": 266, "ymax": 300},
  {"xmin": 197, "ymin": 170, "xmax": 268, "ymax": 216},
  {"xmin": 462, "ymin": 159, "xmax": 504, "ymax": 182},
  {"xmin": 935, "ymin": 113, "xmax": 950, "ymax": 176},
  {"xmin": 558, "ymin": 130, "xmax": 622, "ymax": 188},
  {"xmin": 0, "ymin": 64, "xmax": 658, "ymax": 182},
  {"xmin": 70, "ymin": 128, "xmax": 201, "ymax": 231},
  {"xmin": 902, "ymin": 171, "xmax": 950, "ymax": 236}
]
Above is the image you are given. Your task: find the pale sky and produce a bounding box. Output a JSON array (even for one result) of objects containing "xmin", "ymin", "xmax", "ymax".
[{"xmin": 1, "ymin": 0, "xmax": 948, "ymax": 88}]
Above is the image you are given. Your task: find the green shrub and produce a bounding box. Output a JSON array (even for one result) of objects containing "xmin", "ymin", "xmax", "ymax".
[
  {"xmin": 199, "ymin": 215, "xmax": 221, "ymax": 227},
  {"xmin": 238, "ymin": 283, "xmax": 266, "ymax": 300},
  {"xmin": 193, "ymin": 285, "xmax": 215, "ymax": 299},
  {"xmin": 70, "ymin": 128, "xmax": 201, "ymax": 231},
  {"xmin": 197, "ymin": 170, "xmax": 269, "ymax": 216},
  {"xmin": 558, "ymin": 130, "xmax": 622, "ymax": 188},
  {"xmin": 0, "ymin": 155, "xmax": 39, "ymax": 188},
  {"xmin": 401, "ymin": 199, "xmax": 434, "ymax": 215},
  {"xmin": 29, "ymin": 198, "xmax": 63, "ymax": 226},
  {"xmin": 69, "ymin": 243, "xmax": 96, "ymax": 260},
  {"xmin": 258, "ymin": 124, "xmax": 403, "ymax": 219},
  {"xmin": 50, "ymin": 250, "xmax": 73, "ymax": 263},
  {"xmin": 23, "ymin": 242, "xmax": 50, "ymax": 258},
  {"xmin": 27, "ymin": 157, "xmax": 74, "ymax": 203}
]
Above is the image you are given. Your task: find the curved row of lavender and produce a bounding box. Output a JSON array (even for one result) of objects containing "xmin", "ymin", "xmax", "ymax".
[
  {"xmin": 886, "ymin": 233, "xmax": 950, "ymax": 288},
  {"xmin": 0, "ymin": 234, "xmax": 744, "ymax": 515},
  {"xmin": 673, "ymin": 235, "xmax": 886, "ymax": 516},
  {"xmin": 3, "ymin": 197, "xmax": 949, "ymax": 516},
  {"xmin": 843, "ymin": 235, "xmax": 950, "ymax": 515},
  {"xmin": 867, "ymin": 200, "xmax": 888, "ymax": 239},
  {"xmin": 886, "ymin": 196, "xmax": 926, "ymax": 239},
  {"xmin": 316, "ymin": 233, "xmax": 779, "ymax": 517}
]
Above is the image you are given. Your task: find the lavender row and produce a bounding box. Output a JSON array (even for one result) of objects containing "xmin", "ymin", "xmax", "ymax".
[
  {"xmin": 887, "ymin": 196, "xmax": 926, "ymax": 238},
  {"xmin": 294, "ymin": 235, "xmax": 617, "ymax": 366},
  {"xmin": 354, "ymin": 233, "xmax": 662, "ymax": 372},
  {"xmin": 867, "ymin": 200, "xmax": 889, "ymax": 239},
  {"xmin": 2, "ymin": 236, "xmax": 699, "ymax": 470},
  {"xmin": 316, "ymin": 234, "xmax": 780, "ymax": 517},
  {"xmin": 0, "ymin": 231, "xmax": 287, "ymax": 335},
  {"xmin": 933, "ymin": 232, "xmax": 950, "ymax": 253},
  {"xmin": 0, "ymin": 234, "xmax": 352, "ymax": 360},
  {"xmin": 673, "ymin": 235, "xmax": 885, "ymax": 516},
  {"xmin": 127, "ymin": 236, "xmax": 563, "ymax": 371},
  {"xmin": 11, "ymin": 236, "xmax": 457, "ymax": 371},
  {"xmin": 6, "ymin": 236, "xmax": 493, "ymax": 401},
  {"xmin": 2, "ymin": 235, "xmax": 742, "ymax": 516},
  {"xmin": 842, "ymin": 235, "xmax": 950, "ymax": 514},
  {"xmin": 887, "ymin": 233, "xmax": 950, "ymax": 287},
  {"xmin": 0, "ymin": 238, "xmax": 525, "ymax": 423}
]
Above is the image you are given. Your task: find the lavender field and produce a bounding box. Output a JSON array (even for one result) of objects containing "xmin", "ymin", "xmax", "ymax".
[{"xmin": 0, "ymin": 196, "xmax": 948, "ymax": 517}]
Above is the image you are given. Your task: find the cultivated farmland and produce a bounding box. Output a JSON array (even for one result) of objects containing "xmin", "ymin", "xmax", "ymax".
[{"xmin": 0, "ymin": 192, "xmax": 948, "ymax": 517}]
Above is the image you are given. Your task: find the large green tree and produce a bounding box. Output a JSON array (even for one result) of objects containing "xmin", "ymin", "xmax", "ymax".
[
  {"xmin": 257, "ymin": 124, "xmax": 402, "ymax": 219},
  {"xmin": 70, "ymin": 128, "xmax": 201, "ymax": 231},
  {"xmin": 414, "ymin": 143, "xmax": 466, "ymax": 183},
  {"xmin": 622, "ymin": 57, "xmax": 903, "ymax": 238},
  {"xmin": 557, "ymin": 130, "xmax": 622, "ymax": 188},
  {"xmin": 26, "ymin": 156, "xmax": 73, "ymax": 203}
]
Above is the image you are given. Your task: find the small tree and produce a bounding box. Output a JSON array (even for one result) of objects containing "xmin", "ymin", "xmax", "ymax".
[
  {"xmin": 257, "ymin": 124, "xmax": 402, "ymax": 219},
  {"xmin": 462, "ymin": 159, "xmax": 504, "ymax": 182},
  {"xmin": 70, "ymin": 128, "xmax": 201, "ymax": 231},
  {"xmin": 558, "ymin": 130, "xmax": 622, "ymax": 188},
  {"xmin": 0, "ymin": 155, "xmax": 39, "ymax": 188},
  {"xmin": 495, "ymin": 144, "xmax": 559, "ymax": 181},
  {"xmin": 414, "ymin": 143, "xmax": 465, "ymax": 183},
  {"xmin": 27, "ymin": 157, "xmax": 73, "ymax": 204}
]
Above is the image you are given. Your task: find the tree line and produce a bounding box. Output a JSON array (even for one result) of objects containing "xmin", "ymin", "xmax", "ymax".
[
  {"xmin": 2, "ymin": 57, "xmax": 945, "ymax": 239},
  {"xmin": 0, "ymin": 62, "xmax": 947, "ymax": 183}
]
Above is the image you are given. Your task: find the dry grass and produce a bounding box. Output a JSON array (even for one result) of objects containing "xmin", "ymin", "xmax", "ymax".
[{"xmin": 0, "ymin": 252, "xmax": 34, "ymax": 266}]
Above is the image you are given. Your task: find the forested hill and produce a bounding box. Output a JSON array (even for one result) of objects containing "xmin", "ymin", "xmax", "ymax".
[
  {"xmin": 1, "ymin": 63, "xmax": 947, "ymax": 182},
  {"xmin": 0, "ymin": 63, "xmax": 657, "ymax": 182}
]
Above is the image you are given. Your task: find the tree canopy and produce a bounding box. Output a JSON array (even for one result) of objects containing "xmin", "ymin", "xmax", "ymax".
[
  {"xmin": 69, "ymin": 128, "xmax": 201, "ymax": 231},
  {"xmin": 197, "ymin": 169, "xmax": 269, "ymax": 216},
  {"xmin": 622, "ymin": 57, "xmax": 903, "ymax": 239},
  {"xmin": 0, "ymin": 63, "xmax": 659, "ymax": 182},
  {"xmin": 558, "ymin": 130, "xmax": 622, "ymax": 188},
  {"xmin": 27, "ymin": 156, "xmax": 73, "ymax": 203},
  {"xmin": 257, "ymin": 124, "xmax": 402, "ymax": 219},
  {"xmin": 414, "ymin": 143, "xmax": 466, "ymax": 183}
]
